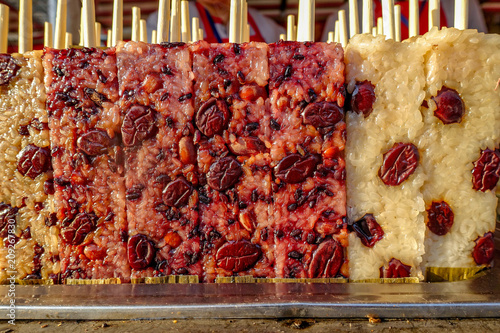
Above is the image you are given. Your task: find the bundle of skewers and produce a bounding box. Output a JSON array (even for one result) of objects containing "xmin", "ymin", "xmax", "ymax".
[{"xmin": 0, "ymin": 0, "xmax": 498, "ymax": 285}]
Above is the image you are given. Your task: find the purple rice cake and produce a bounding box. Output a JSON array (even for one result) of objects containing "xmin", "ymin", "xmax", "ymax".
[{"xmin": 44, "ymin": 47, "xmax": 129, "ymax": 282}]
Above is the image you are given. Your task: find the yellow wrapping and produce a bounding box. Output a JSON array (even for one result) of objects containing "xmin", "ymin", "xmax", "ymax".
[{"xmin": 425, "ymin": 266, "xmax": 490, "ymax": 282}]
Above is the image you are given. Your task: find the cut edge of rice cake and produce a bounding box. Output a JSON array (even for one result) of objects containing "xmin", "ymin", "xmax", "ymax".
[
  {"xmin": 417, "ymin": 27, "xmax": 500, "ymax": 281},
  {"xmin": 345, "ymin": 34, "xmax": 427, "ymax": 281}
]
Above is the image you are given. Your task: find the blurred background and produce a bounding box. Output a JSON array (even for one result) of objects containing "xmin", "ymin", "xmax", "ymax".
[{"xmin": 1, "ymin": 0, "xmax": 500, "ymax": 52}]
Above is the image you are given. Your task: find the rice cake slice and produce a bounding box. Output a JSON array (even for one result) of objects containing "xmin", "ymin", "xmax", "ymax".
[
  {"xmin": 44, "ymin": 47, "xmax": 129, "ymax": 282},
  {"xmin": 0, "ymin": 51, "xmax": 59, "ymax": 283},
  {"xmin": 418, "ymin": 28, "xmax": 500, "ymax": 280},
  {"xmin": 345, "ymin": 34, "xmax": 427, "ymax": 281},
  {"xmin": 116, "ymin": 41, "xmax": 202, "ymax": 280},
  {"xmin": 269, "ymin": 41, "xmax": 348, "ymax": 279}
]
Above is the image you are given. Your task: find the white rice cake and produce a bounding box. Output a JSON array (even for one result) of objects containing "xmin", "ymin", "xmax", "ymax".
[
  {"xmin": 345, "ymin": 34, "xmax": 427, "ymax": 281},
  {"xmin": 418, "ymin": 28, "xmax": 500, "ymax": 275}
]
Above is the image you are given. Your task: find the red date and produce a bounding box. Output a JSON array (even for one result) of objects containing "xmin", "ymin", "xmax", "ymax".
[
  {"xmin": 17, "ymin": 144, "xmax": 51, "ymax": 179},
  {"xmin": 352, "ymin": 214, "xmax": 384, "ymax": 248},
  {"xmin": 128, "ymin": 234, "xmax": 156, "ymax": 269},
  {"xmin": 122, "ymin": 105, "xmax": 157, "ymax": 146},
  {"xmin": 351, "ymin": 81, "xmax": 376, "ymax": 117},
  {"xmin": 380, "ymin": 258, "xmax": 411, "ymax": 278},
  {"xmin": 471, "ymin": 149, "xmax": 500, "ymax": 192},
  {"xmin": 379, "ymin": 143, "xmax": 419, "ymax": 186},
  {"xmin": 207, "ymin": 157, "xmax": 242, "ymax": 191},
  {"xmin": 274, "ymin": 154, "xmax": 320, "ymax": 184},
  {"xmin": 60, "ymin": 212, "xmax": 96, "ymax": 245},
  {"xmin": 77, "ymin": 130, "xmax": 111, "ymax": 156},
  {"xmin": 432, "ymin": 87, "xmax": 464, "ymax": 124},
  {"xmin": 163, "ymin": 177, "xmax": 193, "ymax": 208},
  {"xmin": 195, "ymin": 98, "xmax": 230, "ymax": 137},
  {"xmin": 426, "ymin": 201, "xmax": 454, "ymax": 236},
  {"xmin": 216, "ymin": 240, "xmax": 261, "ymax": 272},
  {"xmin": 308, "ymin": 238, "xmax": 343, "ymax": 278},
  {"xmin": 303, "ymin": 101, "xmax": 344, "ymax": 128},
  {"xmin": 0, "ymin": 54, "xmax": 20, "ymax": 85},
  {"xmin": 473, "ymin": 232, "xmax": 494, "ymax": 265}
]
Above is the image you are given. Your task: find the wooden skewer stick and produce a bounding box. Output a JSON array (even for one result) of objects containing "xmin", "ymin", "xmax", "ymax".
[
  {"xmin": 241, "ymin": 0, "xmax": 248, "ymax": 43},
  {"xmin": 65, "ymin": 32, "xmax": 72, "ymax": 48},
  {"xmin": 170, "ymin": 0, "xmax": 181, "ymax": 42},
  {"xmin": 44, "ymin": 22, "xmax": 53, "ymax": 48},
  {"xmin": 107, "ymin": 29, "xmax": 112, "ymax": 47},
  {"xmin": 157, "ymin": 0, "xmax": 170, "ymax": 43},
  {"xmin": 327, "ymin": 31, "xmax": 334, "ymax": 43},
  {"xmin": 0, "ymin": 4, "xmax": 9, "ymax": 53},
  {"xmin": 229, "ymin": 0, "xmax": 241, "ymax": 43},
  {"xmin": 181, "ymin": 0, "xmax": 191, "ymax": 43},
  {"xmin": 79, "ymin": 6, "xmax": 84, "ymax": 46},
  {"xmin": 151, "ymin": 29, "xmax": 157, "ymax": 44},
  {"xmin": 377, "ymin": 17, "xmax": 384, "ymax": 35},
  {"xmin": 349, "ymin": 0, "xmax": 359, "ymax": 38},
  {"xmin": 334, "ymin": 20, "xmax": 340, "ymax": 43},
  {"xmin": 198, "ymin": 28, "xmax": 204, "ymax": 41},
  {"xmin": 454, "ymin": 0, "xmax": 468, "ymax": 30},
  {"xmin": 131, "ymin": 7, "xmax": 141, "ymax": 42},
  {"xmin": 362, "ymin": 0, "xmax": 373, "ymax": 34},
  {"xmin": 279, "ymin": 33, "xmax": 286, "ymax": 41},
  {"xmin": 111, "ymin": 0, "xmax": 123, "ymax": 46},
  {"xmin": 54, "ymin": 0, "xmax": 67, "ymax": 49},
  {"xmin": 95, "ymin": 22, "xmax": 101, "ymax": 46},
  {"xmin": 429, "ymin": 0, "xmax": 440, "ymax": 31},
  {"xmin": 287, "ymin": 15, "xmax": 296, "ymax": 41},
  {"xmin": 409, "ymin": 0, "xmax": 419, "ymax": 37},
  {"xmin": 191, "ymin": 17, "xmax": 199, "ymax": 42},
  {"xmin": 394, "ymin": 4, "xmax": 401, "ymax": 42},
  {"xmin": 82, "ymin": 0, "xmax": 96, "ymax": 47},
  {"xmin": 140, "ymin": 19, "xmax": 147, "ymax": 43},
  {"xmin": 372, "ymin": 26, "xmax": 377, "ymax": 37},
  {"xmin": 297, "ymin": 0, "xmax": 315, "ymax": 42},
  {"xmin": 19, "ymin": 0, "xmax": 33, "ymax": 53},
  {"xmin": 245, "ymin": 23, "xmax": 250, "ymax": 42},
  {"xmin": 382, "ymin": 0, "xmax": 395, "ymax": 40},
  {"xmin": 338, "ymin": 9, "xmax": 348, "ymax": 47}
]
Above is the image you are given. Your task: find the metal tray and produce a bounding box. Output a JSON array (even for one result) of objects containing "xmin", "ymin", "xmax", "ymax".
[{"xmin": 1, "ymin": 225, "xmax": 499, "ymax": 320}]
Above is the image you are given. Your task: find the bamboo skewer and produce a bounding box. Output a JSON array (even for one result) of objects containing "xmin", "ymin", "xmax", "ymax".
[
  {"xmin": 19, "ymin": 0, "xmax": 33, "ymax": 53},
  {"xmin": 157, "ymin": 0, "xmax": 170, "ymax": 43},
  {"xmin": 131, "ymin": 7, "xmax": 141, "ymax": 42},
  {"xmin": 151, "ymin": 29, "xmax": 157, "ymax": 43},
  {"xmin": 338, "ymin": 9, "xmax": 347, "ymax": 47},
  {"xmin": 170, "ymin": 0, "xmax": 181, "ymax": 43},
  {"xmin": 198, "ymin": 28, "xmax": 204, "ymax": 41},
  {"xmin": 287, "ymin": 15, "xmax": 296, "ymax": 41},
  {"xmin": 455, "ymin": 0, "xmax": 468, "ymax": 30},
  {"xmin": 140, "ymin": 19, "xmax": 147, "ymax": 43},
  {"xmin": 54, "ymin": 0, "xmax": 67, "ymax": 49},
  {"xmin": 279, "ymin": 33, "xmax": 286, "ymax": 41},
  {"xmin": 229, "ymin": 0, "xmax": 241, "ymax": 43},
  {"xmin": 181, "ymin": 0, "xmax": 191, "ymax": 43},
  {"xmin": 334, "ymin": 20, "xmax": 340, "ymax": 43},
  {"xmin": 297, "ymin": 0, "xmax": 315, "ymax": 42},
  {"xmin": 95, "ymin": 22, "xmax": 101, "ymax": 46},
  {"xmin": 382, "ymin": 0, "xmax": 395, "ymax": 40},
  {"xmin": 377, "ymin": 17, "xmax": 384, "ymax": 35},
  {"xmin": 327, "ymin": 31, "xmax": 334, "ymax": 43},
  {"xmin": 362, "ymin": 0, "xmax": 373, "ymax": 34},
  {"xmin": 191, "ymin": 17, "xmax": 199, "ymax": 42},
  {"xmin": 80, "ymin": 7, "xmax": 84, "ymax": 46},
  {"xmin": 82, "ymin": 0, "xmax": 96, "ymax": 47},
  {"xmin": 349, "ymin": 0, "xmax": 359, "ymax": 38},
  {"xmin": 372, "ymin": 26, "xmax": 377, "ymax": 36},
  {"xmin": 409, "ymin": 0, "xmax": 419, "ymax": 37},
  {"xmin": 65, "ymin": 32, "xmax": 72, "ymax": 48},
  {"xmin": 394, "ymin": 4, "xmax": 401, "ymax": 42},
  {"xmin": 241, "ymin": 0, "xmax": 248, "ymax": 42},
  {"xmin": 107, "ymin": 29, "xmax": 112, "ymax": 47},
  {"xmin": 111, "ymin": 0, "xmax": 123, "ymax": 46},
  {"xmin": 429, "ymin": 0, "xmax": 440, "ymax": 30},
  {"xmin": 0, "ymin": 4, "xmax": 8, "ymax": 53},
  {"xmin": 44, "ymin": 22, "xmax": 53, "ymax": 48}
]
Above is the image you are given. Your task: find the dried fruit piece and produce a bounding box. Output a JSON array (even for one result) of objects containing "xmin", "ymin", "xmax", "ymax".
[
  {"xmin": 432, "ymin": 87, "xmax": 464, "ymax": 124},
  {"xmin": 351, "ymin": 81, "xmax": 376, "ymax": 117},
  {"xmin": 0, "ymin": 203, "xmax": 18, "ymax": 237},
  {"xmin": 228, "ymin": 137, "xmax": 266, "ymax": 156},
  {"xmin": 164, "ymin": 231, "xmax": 182, "ymax": 248},
  {"xmin": 379, "ymin": 143, "xmax": 419, "ymax": 186},
  {"xmin": 83, "ymin": 243, "xmax": 106, "ymax": 260},
  {"xmin": 77, "ymin": 130, "xmax": 111, "ymax": 156},
  {"xmin": 17, "ymin": 144, "xmax": 51, "ymax": 179},
  {"xmin": 380, "ymin": 258, "xmax": 411, "ymax": 278},
  {"xmin": 303, "ymin": 101, "xmax": 344, "ymax": 128},
  {"xmin": 179, "ymin": 137, "xmax": 196, "ymax": 164},
  {"xmin": 60, "ymin": 212, "xmax": 97, "ymax": 245},
  {"xmin": 426, "ymin": 201, "xmax": 454, "ymax": 236},
  {"xmin": 308, "ymin": 238, "xmax": 343, "ymax": 278},
  {"xmin": 274, "ymin": 154, "xmax": 320, "ymax": 184},
  {"xmin": 0, "ymin": 54, "xmax": 20, "ymax": 85},
  {"xmin": 473, "ymin": 232, "xmax": 494, "ymax": 265},
  {"xmin": 84, "ymin": 87, "xmax": 109, "ymax": 107},
  {"xmin": 163, "ymin": 177, "xmax": 193, "ymax": 207},
  {"xmin": 195, "ymin": 97, "xmax": 230, "ymax": 137},
  {"xmin": 207, "ymin": 157, "xmax": 242, "ymax": 191},
  {"xmin": 128, "ymin": 234, "xmax": 156, "ymax": 269},
  {"xmin": 216, "ymin": 240, "xmax": 261, "ymax": 272},
  {"xmin": 471, "ymin": 149, "xmax": 500, "ymax": 192},
  {"xmin": 122, "ymin": 105, "xmax": 157, "ymax": 146},
  {"xmin": 352, "ymin": 214, "xmax": 384, "ymax": 248}
]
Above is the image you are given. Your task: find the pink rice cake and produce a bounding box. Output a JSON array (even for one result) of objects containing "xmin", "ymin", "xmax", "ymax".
[
  {"xmin": 43, "ymin": 47, "xmax": 130, "ymax": 282},
  {"xmin": 197, "ymin": 136, "xmax": 274, "ymax": 282},
  {"xmin": 268, "ymin": 41, "xmax": 348, "ymax": 279},
  {"xmin": 191, "ymin": 41, "xmax": 270, "ymax": 157},
  {"xmin": 116, "ymin": 41, "xmax": 202, "ymax": 279}
]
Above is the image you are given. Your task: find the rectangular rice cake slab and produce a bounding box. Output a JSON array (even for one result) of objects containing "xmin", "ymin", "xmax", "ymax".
[
  {"xmin": 417, "ymin": 28, "xmax": 500, "ymax": 280},
  {"xmin": 192, "ymin": 42, "xmax": 274, "ymax": 282},
  {"xmin": 268, "ymin": 41, "xmax": 348, "ymax": 279},
  {"xmin": 0, "ymin": 51, "xmax": 59, "ymax": 283},
  {"xmin": 44, "ymin": 47, "xmax": 130, "ymax": 282},
  {"xmin": 116, "ymin": 41, "xmax": 202, "ymax": 280},
  {"xmin": 345, "ymin": 34, "xmax": 427, "ymax": 281}
]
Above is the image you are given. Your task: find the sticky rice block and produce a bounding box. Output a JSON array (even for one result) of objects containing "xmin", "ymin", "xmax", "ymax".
[
  {"xmin": 116, "ymin": 41, "xmax": 202, "ymax": 280},
  {"xmin": 345, "ymin": 34, "xmax": 427, "ymax": 281},
  {"xmin": 0, "ymin": 51, "xmax": 59, "ymax": 283},
  {"xmin": 417, "ymin": 28, "xmax": 500, "ymax": 277},
  {"xmin": 192, "ymin": 41, "xmax": 273, "ymax": 281},
  {"xmin": 269, "ymin": 41, "xmax": 347, "ymax": 279},
  {"xmin": 44, "ymin": 47, "xmax": 129, "ymax": 282}
]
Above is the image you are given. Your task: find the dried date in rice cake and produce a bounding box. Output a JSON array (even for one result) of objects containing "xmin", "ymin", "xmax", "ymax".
[
  {"xmin": 345, "ymin": 34, "xmax": 427, "ymax": 281},
  {"xmin": 191, "ymin": 41, "xmax": 270, "ymax": 156},
  {"xmin": 0, "ymin": 52, "xmax": 59, "ymax": 282},
  {"xmin": 198, "ymin": 137, "xmax": 273, "ymax": 282},
  {"xmin": 43, "ymin": 47, "xmax": 129, "ymax": 282},
  {"xmin": 417, "ymin": 28, "xmax": 500, "ymax": 279}
]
